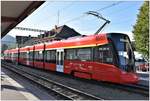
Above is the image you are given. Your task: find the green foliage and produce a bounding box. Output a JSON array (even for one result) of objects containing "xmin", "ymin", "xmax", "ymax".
[{"xmin": 132, "ymin": 1, "xmax": 149, "ymax": 60}]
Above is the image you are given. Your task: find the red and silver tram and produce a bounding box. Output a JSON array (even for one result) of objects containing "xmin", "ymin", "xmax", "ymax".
[{"xmin": 4, "ymin": 33, "xmax": 139, "ymax": 84}]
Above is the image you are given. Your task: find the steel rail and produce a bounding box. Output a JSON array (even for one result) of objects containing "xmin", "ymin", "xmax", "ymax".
[
  {"xmin": 118, "ymin": 83, "xmax": 149, "ymax": 95},
  {"xmin": 2, "ymin": 63, "xmax": 102, "ymax": 100}
]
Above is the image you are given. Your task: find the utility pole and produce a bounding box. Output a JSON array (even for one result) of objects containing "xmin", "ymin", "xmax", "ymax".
[{"xmin": 86, "ymin": 11, "xmax": 110, "ymax": 35}]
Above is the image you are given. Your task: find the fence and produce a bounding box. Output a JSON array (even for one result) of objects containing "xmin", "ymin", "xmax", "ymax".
[{"xmin": 136, "ymin": 64, "xmax": 149, "ymax": 72}]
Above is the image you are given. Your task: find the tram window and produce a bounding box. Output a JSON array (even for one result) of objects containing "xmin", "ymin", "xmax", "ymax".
[
  {"xmin": 65, "ymin": 49, "xmax": 77, "ymax": 60},
  {"xmin": 25, "ymin": 52, "xmax": 27, "ymax": 59},
  {"xmin": 20, "ymin": 52, "xmax": 27, "ymax": 58},
  {"xmin": 16, "ymin": 53, "xmax": 18, "ymax": 58},
  {"xmin": 46, "ymin": 50, "xmax": 56, "ymax": 63},
  {"xmin": 13, "ymin": 53, "xmax": 17, "ymax": 58},
  {"xmin": 8, "ymin": 53, "xmax": 10, "ymax": 58},
  {"xmin": 10, "ymin": 53, "xmax": 12, "ymax": 58},
  {"xmin": 51, "ymin": 50, "xmax": 56, "ymax": 63},
  {"xmin": 77, "ymin": 48, "xmax": 92, "ymax": 61},
  {"xmin": 46, "ymin": 51, "xmax": 51, "ymax": 61},
  {"xmin": 39, "ymin": 51, "xmax": 43, "ymax": 61},
  {"xmin": 95, "ymin": 44, "xmax": 114, "ymax": 64},
  {"xmin": 10, "ymin": 53, "xmax": 11, "ymax": 58},
  {"xmin": 22, "ymin": 53, "xmax": 24, "ymax": 58},
  {"xmin": 29, "ymin": 52, "xmax": 33, "ymax": 61},
  {"xmin": 6, "ymin": 53, "xmax": 7, "ymax": 58},
  {"xmin": 15, "ymin": 53, "xmax": 18, "ymax": 58},
  {"xmin": 24, "ymin": 52, "xmax": 27, "ymax": 59},
  {"xmin": 12, "ymin": 53, "xmax": 14, "ymax": 58},
  {"xmin": 20, "ymin": 53, "xmax": 22, "ymax": 58},
  {"xmin": 34, "ymin": 51, "xmax": 38, "ymax": 61},
  {"xmin": 34, "ymin": 51, "xmax": 43, "ymax": 62},
  {"xmin": 7, "ymin": 53, "xmax": 10, "ymax": 58}
]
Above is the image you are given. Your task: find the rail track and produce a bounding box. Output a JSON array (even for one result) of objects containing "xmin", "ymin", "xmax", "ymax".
[
  {"xmin": 103, "ymin": 82, "xmax": 149, "ymax": 96},
  {"xmin": 2, "ymin": 61, "xmax": 149, "ymax": 99},
  {"xmin": 74, "ymin": 77, "xmax": 149, "ymax": 97},
  {"xmin": 2, "ymin": 63, "xmax": 102, "ymax": 100},
  {"xmin": 80, "ymin": 75, "xmax": 149, "ymax": 96},
  {"xmin": 121, "ymin": 83, "xmax": 149, "ymax": 94}
]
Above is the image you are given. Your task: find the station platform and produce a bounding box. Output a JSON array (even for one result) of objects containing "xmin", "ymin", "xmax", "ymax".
[
  {"xmin": 1, "ymin": 67, "xmax": 56, "ymax": 100},
  {"xmin": 1, "ymin": 71, "xmax": 39, "ymax": 100}
]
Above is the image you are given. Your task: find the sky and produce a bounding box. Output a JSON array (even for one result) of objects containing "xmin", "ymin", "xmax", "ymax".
[{"xmin": 6, "ymin": 1, "xmax": 144, "ymax": 41}]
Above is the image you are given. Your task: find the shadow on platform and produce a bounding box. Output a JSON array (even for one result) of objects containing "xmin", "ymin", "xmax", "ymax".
[{"xmin": 1, "ymin": 84, "xmax": 28, "ymax": 93}]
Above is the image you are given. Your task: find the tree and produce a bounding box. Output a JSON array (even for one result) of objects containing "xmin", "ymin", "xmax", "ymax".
[
  {"xmin": 131, "ymin": 41, "xmax": 136, "ymax": 51},
  {"xmin": 132, "ymin": 1, "xmax": 149, "ymax": 60}
]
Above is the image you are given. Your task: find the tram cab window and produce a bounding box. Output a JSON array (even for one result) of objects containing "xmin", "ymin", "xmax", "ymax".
[
  {"xmin": 95, "ymin": 44, "xmax": 114, "ymax": 64},
  {"xmin": 77, "ymin": 48, "xmax": 92, "ymax": 61}
]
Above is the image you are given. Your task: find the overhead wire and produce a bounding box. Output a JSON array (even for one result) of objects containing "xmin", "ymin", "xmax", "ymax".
[
  {"xmin": 62, "ymin": 14, "xmax": 87, "ymax": 24},
  {"xmin": 83, "ymin": 3, "xmax": 135, "ymax": 23},
  {"xmin": 96, "ymin": 1, "xmax": 124, "ymax": 12},
  {"xmin": 63, "ymin": 1, "xmax": 124, "ymax": 25},
  {"xmin": 62, "ymin": 1, "xmax": 124, "ymax": 34},
  {"xmin": 57, "ymin": 1, "xmax": 75, "ymax": 25},
  {"xmin": 38, "ymin": 1, "xmax": 75, "ymax": 26}
]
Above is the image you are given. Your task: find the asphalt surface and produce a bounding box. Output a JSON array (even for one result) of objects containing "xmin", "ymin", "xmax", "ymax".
[{"xmin": 1, "ymin": 67, "xmax": 56, "ymax": 100}]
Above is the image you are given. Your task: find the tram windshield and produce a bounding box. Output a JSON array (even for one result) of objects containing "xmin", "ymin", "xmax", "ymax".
[{"xmin": 108, "ymin": 33, "xmax": 135, "ymax": 72}]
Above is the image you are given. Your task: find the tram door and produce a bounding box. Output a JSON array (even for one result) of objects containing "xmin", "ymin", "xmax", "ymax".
[{"xmin": 56, "ymin": 49, "xmax": 64, "ymax": 72}]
